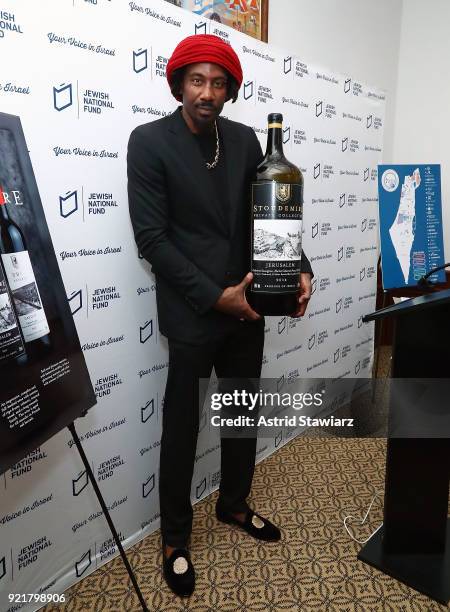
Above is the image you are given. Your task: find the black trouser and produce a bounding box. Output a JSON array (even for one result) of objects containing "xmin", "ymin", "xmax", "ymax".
[{"xmin": 159, "ymin": 318, "xmax": 265, "ymax": 548}]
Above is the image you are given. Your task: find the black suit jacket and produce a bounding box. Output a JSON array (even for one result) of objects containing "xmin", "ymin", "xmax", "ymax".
[{"xmin": 127, "ymin": 107, "xmax": 312, "ymax": 344}]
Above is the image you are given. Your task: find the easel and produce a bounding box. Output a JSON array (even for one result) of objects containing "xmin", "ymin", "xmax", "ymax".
[{"xmin": 68, "ymin": 421, "xmax": 149, "ymax": 612}]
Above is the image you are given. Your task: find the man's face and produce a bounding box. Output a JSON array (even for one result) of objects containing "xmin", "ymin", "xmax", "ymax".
[{"xmin": 180, "ymin": 62, "xmax": 228, "ymax": 131}]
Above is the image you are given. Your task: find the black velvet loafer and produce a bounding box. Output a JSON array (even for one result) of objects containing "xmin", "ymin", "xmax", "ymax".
[
  {"xmin": 162, "ymin": 547, "xmax": 195, "ymax": 597},
  {"xmin": 216, "ymin": 505, "xmax": 281, "ymax": 541}
]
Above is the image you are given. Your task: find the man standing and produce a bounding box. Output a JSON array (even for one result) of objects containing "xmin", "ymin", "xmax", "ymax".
[{"xmin": 127, "ymin": 34, "xmax": 312, "ymax": 597}]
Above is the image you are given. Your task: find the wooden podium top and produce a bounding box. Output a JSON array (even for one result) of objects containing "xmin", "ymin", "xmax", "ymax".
[{"xmin": 363, "ymin": 288, "xmax": 450, "ymax": 323}]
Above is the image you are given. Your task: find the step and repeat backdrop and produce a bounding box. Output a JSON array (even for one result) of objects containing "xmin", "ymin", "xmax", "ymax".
[{"xmin": 0, "ymin": 0, "xmax": 385, "ymax": 608}]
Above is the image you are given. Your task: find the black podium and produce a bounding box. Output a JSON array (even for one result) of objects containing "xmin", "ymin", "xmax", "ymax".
[{"xmin": 359, "ymin": 289, "xmax": 450, "ymax": 604}]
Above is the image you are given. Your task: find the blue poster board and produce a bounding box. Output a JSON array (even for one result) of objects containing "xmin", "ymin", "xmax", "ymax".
[{"xmin": 378, "ymin": 164, "xmax": 445, "ymax": 289}]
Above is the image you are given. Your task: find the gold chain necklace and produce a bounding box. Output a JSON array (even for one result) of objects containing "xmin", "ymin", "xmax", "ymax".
[{"xmin": 205, "ymin": 121, "xmax": 220, "ymax": 170}]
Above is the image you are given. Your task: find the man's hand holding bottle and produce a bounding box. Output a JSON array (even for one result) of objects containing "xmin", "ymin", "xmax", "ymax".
[{"xmin": 214, "ymin": 272, "xmax": 261, "ymax": 321}]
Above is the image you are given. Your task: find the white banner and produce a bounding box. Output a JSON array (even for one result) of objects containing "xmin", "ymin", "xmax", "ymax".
[{"xmin": 0, "ymin": 1, "xmax": 385, "ymax": 609}]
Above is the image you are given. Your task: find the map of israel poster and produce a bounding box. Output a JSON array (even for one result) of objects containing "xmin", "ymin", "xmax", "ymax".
[{"xmin": 378, "ymin": 164, "xmax": 445, "ymax": 289}]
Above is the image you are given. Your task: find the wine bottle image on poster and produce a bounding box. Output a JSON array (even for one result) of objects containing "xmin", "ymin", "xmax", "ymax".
[
  {"xmin": 1, "ymin": 190, "xmax": 51, "ymax": 355},
  {"xmin": 0, "ymin": 112, "xmax": 96, "ymax": 475}
]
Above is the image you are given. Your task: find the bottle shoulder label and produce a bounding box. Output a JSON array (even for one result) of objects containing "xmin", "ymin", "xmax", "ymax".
[{"xmin": 251, "ymin": 182, "xmax": 303, "ymax": 220}]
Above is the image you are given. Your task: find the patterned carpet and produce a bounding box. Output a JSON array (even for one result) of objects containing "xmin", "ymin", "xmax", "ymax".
[{"xmin": 43, "ymin": 432, "xmax": 448, "ymax": 611}]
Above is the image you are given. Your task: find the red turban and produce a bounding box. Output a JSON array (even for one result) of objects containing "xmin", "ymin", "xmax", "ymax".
[{"xmin": 166, "ymin": 34, "xmax": 243, "ymax": 101}]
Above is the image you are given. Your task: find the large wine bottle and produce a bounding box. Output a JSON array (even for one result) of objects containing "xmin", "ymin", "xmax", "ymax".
[
  {"xmin": 0, "ymin": 187, "xmax": 51, "ymax": 356},
  {"xmin": 248, "ymin": 113, "xmax": 303, "ymax": 316}
]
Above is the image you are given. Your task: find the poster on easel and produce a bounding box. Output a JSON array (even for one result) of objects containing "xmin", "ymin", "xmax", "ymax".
[
  {"xmin": 0, "ymin": 112, "xmax": 96, "ymax": 475},
  {"xmin": 378, "ymin": 164, "xmax": 446, "ymax": 289}
]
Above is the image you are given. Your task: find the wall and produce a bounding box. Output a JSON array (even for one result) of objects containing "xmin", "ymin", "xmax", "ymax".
[
  {"xmin": 269, "ymin": 0, "xmax": 450, "ymax": 260},
  {"xmin": 391, "ymin": 0, "xmax": 450, "ymax": 259},
  {"xmin": 268, "ymin": 0, "xmax": 403, "ymax": 163}
]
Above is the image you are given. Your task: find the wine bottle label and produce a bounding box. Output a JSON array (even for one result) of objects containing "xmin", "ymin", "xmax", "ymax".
[
  {"xmin": 251, "ymin": 181, "xmax": 303, "ymax": 294},
  {"xmin": 1, "ymin": 251, "xmax": 50, "ymax": 342},
  {"xmin": 0, "ymin": 266, "xmax": 25, "ymax": 362}
]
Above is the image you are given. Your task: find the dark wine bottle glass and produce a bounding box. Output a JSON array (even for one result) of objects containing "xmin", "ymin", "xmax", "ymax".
[{"xmin": 248, "ymin": 113, "xmax": 304, "ymax": 316}]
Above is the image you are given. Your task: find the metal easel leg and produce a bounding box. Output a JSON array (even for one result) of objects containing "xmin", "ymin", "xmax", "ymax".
[{"xmin": 68, "ymin": 422, "xmax": 149, "ymax": 612}]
